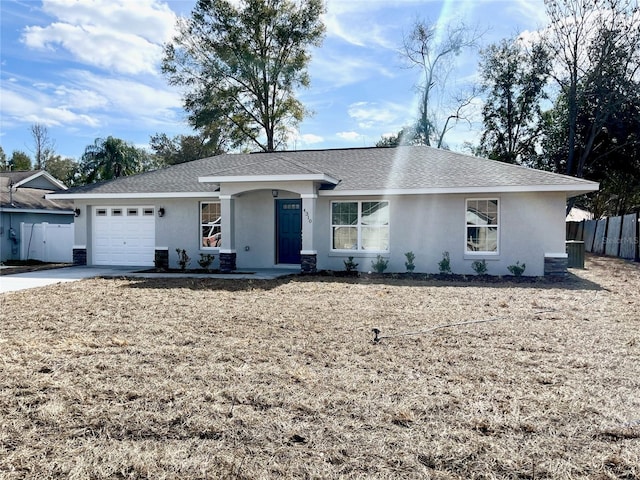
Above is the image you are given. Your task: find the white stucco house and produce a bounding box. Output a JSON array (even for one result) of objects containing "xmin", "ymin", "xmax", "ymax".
[{"xmin": 47, "ymin": 146, "xmax": 598, "ymax": 276}]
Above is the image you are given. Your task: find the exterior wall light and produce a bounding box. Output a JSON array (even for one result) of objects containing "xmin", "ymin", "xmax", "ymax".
[
  {"xmin": 272, "ymin": 189, "xmax": 279, "ymax": 198},
  {"xmin": 158, "ymin": 207, "xmax": 165, "ymax": 217},
  {"xmin": 74, "ymin": 208, "xmax": 81, "ymax": 217}
]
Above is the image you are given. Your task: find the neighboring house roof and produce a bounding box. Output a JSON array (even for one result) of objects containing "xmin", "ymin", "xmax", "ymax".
[
  {"xmin": 1, "ymin": 170, "xmax": 74, "ymax": 213},
  {"xmin": 48, "ymin": 146, "xmax": 599, "ymax": 199}
]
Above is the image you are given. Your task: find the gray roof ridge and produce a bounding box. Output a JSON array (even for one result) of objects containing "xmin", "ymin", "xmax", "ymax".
[{"xmin": 208, "ymin": 154, "xmax": 328, "ymax": 176}]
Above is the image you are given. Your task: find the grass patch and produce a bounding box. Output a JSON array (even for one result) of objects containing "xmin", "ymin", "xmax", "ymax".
[{"xmin": 1, "ymin": 255, "xmax": 639, "ymax": 478}]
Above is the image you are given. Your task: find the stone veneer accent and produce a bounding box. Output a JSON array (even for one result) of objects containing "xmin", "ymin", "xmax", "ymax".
[
  {"xmin": 154, "ymin": 249, "xmax": 169, "ymax": 270},
  {"xmin": 301, "ymin": 253, "xmax": 317, "ymax": 273},
  {"xmin": 220, "ymin": 252, "xmax": 237, "ymax": 272},
  {"xmin": 72, "ymin": 248, "xmax": 87, "ymax": 266},
  {"xmin": 544, "ymin": 255, "xmax": 568, "ymax": 277}
]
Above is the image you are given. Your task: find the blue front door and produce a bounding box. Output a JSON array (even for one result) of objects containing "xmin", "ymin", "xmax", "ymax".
[{"xmin": 276, "ymin": 199, "xmax": 302, "ymax": 264}]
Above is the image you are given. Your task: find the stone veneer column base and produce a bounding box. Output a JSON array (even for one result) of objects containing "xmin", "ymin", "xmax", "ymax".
[
  {"xmin": 154, "ymin": 248, "xmax": 169, "ymax": 270},
  {"xmin": 219, "ymin": 251, "xmax": 237, "ymax": 272},
  {"xmin": 544, "ymin": 254, "xmax": 568, "ymax": 277},
  {"xmin": 72, "ymin": 247, "xmax": 87, "ymax": 266},
  {"xmin": 301, "ymin": 253, "xmax": 317, "ymax": 273}
]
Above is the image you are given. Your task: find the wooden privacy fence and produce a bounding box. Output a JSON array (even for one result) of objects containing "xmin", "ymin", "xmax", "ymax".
[{"xmin": 567, "ymin": 212, "xmax": 640, "ymax": 261}]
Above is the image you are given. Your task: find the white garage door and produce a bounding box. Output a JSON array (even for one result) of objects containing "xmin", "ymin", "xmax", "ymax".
[{"xmin": 93, "ymin": 206, "xmax": 155, "ymax": 266}]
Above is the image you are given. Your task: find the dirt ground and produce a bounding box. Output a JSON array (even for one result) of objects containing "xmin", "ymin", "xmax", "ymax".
[{"xmin": 1, "ymin": 254, "xmax": 638, "ymax": 479}]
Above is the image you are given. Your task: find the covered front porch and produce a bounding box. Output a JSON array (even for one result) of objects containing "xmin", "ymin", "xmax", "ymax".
[{"xmin": 198, "ymin": 173, "xmax": 338, "ymax": 273}]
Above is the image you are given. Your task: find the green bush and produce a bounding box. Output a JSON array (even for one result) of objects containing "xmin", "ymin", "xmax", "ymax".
[
  {"xmin": 175, "ymin": 248, "xmax": 191, "ymax": 271},
  {"xmin": 404, "ymin": 251, "xmax": 416, "ymax": 272},
  {"xmin": 507, "ymin": 261, "xmax": 526, "ymax": 277},
  {"xmin": 472, "ymin": 259, "xmax": 488, "ymax": 275},
  {"xmin": 198, "ymin": 253, "xmax": 215, "ymax": 271},
  {"xmin": 438, "ymin": 251, "xmax": 451, "ymax": 274},
  {"xmin": 371, "ymin": 255, "xmax": 389, "ymax": 274},
  {"xmin": 343, "ymin": 256, "xmax": 359, "ymax": 272}
]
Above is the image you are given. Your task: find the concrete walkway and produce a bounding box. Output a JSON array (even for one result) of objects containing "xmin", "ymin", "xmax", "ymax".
[{"xmin": 0, "ymin": 266, "xmax": 299, "ymax": 293}]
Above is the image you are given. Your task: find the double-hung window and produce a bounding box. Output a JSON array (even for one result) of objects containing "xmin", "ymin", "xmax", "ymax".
[
  {"xmin": 201, "ymin": 202, "xmax": 222, "ymax": 248},
  {"xmin": 331, "ymin": 201, "xmax": 389, "ymax": 251},
  {"xmin": 466, "ymin": 199, "xmax": 499, "ymax": 254}
]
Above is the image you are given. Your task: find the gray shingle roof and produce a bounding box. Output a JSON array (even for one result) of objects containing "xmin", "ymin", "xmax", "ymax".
[
  {"xmin": 1, "ymin": 172, "xmax": 73, "ymax": 211},
  {"xmin": 54, "ymin": 146, "xmax": 598, "ymax": 196}
]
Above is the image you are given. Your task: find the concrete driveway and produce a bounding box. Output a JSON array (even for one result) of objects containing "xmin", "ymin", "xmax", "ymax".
[
  {"xmin": 0, "ymin": 266, "xmax": 299, "ymax": 293},
  {"xmin": 0, "ymin": 266, "xmax": 143, "ymax": 293}
]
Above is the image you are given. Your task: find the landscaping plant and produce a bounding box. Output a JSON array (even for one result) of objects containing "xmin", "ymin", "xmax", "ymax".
[
  {"xmin": 438, "ymin": 251, "xmax": 452, "ymax": 274},
  {"xmin": 404, "ymin": 251, "xmax": 416, "ymax": 272},
  {"xmin": 371, "ymin": 255, "xmax": 389, "ymax": 273},
  {"xmin": 176, "ymin": 248, "xmax": 191, "ymax": 271},
  {"xmin": 343, "ymin": 256, "xmax": 359, "ymax": 272},
  {"xmin": 507, "ymin": 261, "xmax": 526, "ymax": 277},
  {"xmin": 198, "ymin": 253, "xmax": 215, "ymax": 272},
  {"xmin": 472, "ymin": 259, "xmax": 488, "ymax": 275}
]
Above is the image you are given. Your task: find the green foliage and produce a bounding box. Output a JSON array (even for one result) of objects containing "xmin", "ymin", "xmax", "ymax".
[
  {"xmin": 9, "ymin": 150, "xmax": 32, "ymax": 171},
  {"xmin": 45, "ymin": 155, "xmax": 80, "ymax": 186},
  {"xmin": 371, "ymin": 255, "xmax": 389, "ymax": 274},
  {"xmin": 477, "ymin": 38, "xmax": 550, "ymax": 166},
  {"xmin": 162, "ymin": 0, "xmax": 325, "ymax": 152},
  {"xmin": 176, "ymin": 248, "xmax": 191, "ymax": 271},
  {"xmin": 79, "ymin": 136, "xmax": 151, "ymax": 184},
  {"xmin": 197, "ymin": 253, "xmax": 215, "ymax": 271},
  {"xmin": 343, "ymin": 256, "xmax": 358, "ymax": 272},
  {"xmin": 0, "ymin": 146, "xmax": 6, "ymax": 170},
  {"xmin": 438, "ymin": 251, "xmax": 452, "ymax": 274},
  {"xmin": 507, "ymin": 261, "xmax": 526, "ymax": 277},
  {"xmin": 149, "ymin": 129, "xmax": 228, "ymax": 166},
  {"xmin": 471, "ymin": 259, "xmax": 488, "ymax": 275},
  {"xmin": 404, "ymin": 251, "xmax": 416, "ymax": 272}
]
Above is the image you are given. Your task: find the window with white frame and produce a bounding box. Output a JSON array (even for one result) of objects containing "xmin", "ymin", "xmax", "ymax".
[
  {"xmin": 466, "ymin": 199, "xmax": 499, "ymax": 254},
  {"xmin": 331, "ymin": 201, "xmax": 389, "ymax": 251},
  {"xmin": 201, "ymin": 202, "xmax": 222, "ymax": 248}
]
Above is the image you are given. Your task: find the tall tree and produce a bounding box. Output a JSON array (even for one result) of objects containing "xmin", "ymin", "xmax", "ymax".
[
  {"xmin": 401, "ymin": 18, "xmax": 483, "ymax": 147},
  {"xmin": 9, "ymin": 151, "xmax": 32, "ymax": 171},
  {"xmin": 0, "ymin": 146, "xmax": 6, "ymax": 170},
  {"xmin": 79, "ymin": 137, "xmax": 151, "ymax": 184},
  {"xmin": 150, "ymin": 128, "xmax": 228, "ymax": 166},
  {"xmin": 30, "ymin": 123, "xmax": 56, "ymax": 170},
  {"xmin": 477, "ymin": 38, "xmax": 550, "ymax": 165},
  {"xmin": 542, "ymin": 0, "xmax": 640, "ymax": 178},
  {"xmin": 162, "ymin": 0, "xmax": 325, "ymax": 152},
  {"xmin": 45, "ymin": 155, "xmax": 80, "ymax": 187}
]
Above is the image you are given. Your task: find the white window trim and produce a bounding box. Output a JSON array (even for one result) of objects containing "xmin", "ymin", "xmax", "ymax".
[
  {"xmin": 330, "ymin": 200, "xmax": 390, "ymax": 253},
  {"xmin": 200, "ymin": 201, "xmax": 222, "ymax": 250},
  {"xmin": 465, "ymin": 198, "xmax": 500, "ymax": 256}
]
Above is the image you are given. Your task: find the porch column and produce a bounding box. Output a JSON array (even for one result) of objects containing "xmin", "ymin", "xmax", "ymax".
[
  {"xmin": 219, "ymin": 194, "xmax": 236, "ymax": 272},
  {"xmin": 300, "ymin": 194, "xmax": 317, "ymax": 273}
]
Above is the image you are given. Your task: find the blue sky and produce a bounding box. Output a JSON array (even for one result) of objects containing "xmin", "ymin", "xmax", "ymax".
[{"xmin": 0, "ymin": 0, "xmax": 548, "ymax": 162}]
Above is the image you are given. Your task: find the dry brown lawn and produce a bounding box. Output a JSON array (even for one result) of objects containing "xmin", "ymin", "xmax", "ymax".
[{"xmin": 1, "ymin": 255, "xmax": 639, "ymax": 479}]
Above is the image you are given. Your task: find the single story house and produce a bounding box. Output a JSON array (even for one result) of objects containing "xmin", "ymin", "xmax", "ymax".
[
  {"xmin": 1, "ymin": 170, "xmax": 74, "ymax": 262},
  {"xmin": 48, "ymin": 146, "xmax": 598, "ymax": 276}
]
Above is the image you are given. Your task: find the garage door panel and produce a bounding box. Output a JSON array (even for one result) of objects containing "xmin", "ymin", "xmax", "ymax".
[{"xmin": 93, "ymin": 206, "xmax": 155, "ymax": 266}]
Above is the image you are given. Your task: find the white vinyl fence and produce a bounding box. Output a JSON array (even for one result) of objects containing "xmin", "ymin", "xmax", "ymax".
[{"xmin": 20, "ymin": 222, "xmax": 74, "ymax": 263}]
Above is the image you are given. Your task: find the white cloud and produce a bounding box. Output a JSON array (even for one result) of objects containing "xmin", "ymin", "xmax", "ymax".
[
  {"xmin": 21, "ymin": 0, "xmax": 176, "ymax": 75},
  {"xmin": 347, "ymin": 101, "xmax": 411, "ymax": 130},
  {"xmin": 300, "ymin": 133, "xmax": 324, "ymax": 145},
  {"xmin": 336, "ymin": 131, "xmax": 362, "ymax": 141}
]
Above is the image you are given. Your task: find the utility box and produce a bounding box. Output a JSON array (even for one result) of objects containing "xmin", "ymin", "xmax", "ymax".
[{"xmin": 566, "ymin": 240, "xmax": 585, "ymax": 268}]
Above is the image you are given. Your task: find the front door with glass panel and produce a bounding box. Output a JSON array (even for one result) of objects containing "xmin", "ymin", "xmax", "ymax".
[{"xmin": 276, "ymin": 199, "xmax": 302, "ymax": 264}]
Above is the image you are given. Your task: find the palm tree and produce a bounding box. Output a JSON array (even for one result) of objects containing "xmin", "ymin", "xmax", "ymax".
[{"xmin": 80, "ymin": 136, "xmax": 148, "ymax": 183}]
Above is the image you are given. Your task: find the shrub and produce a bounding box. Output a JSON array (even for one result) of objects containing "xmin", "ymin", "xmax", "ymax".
[
  {"xmin": 507, "ymin": 261, "xmax": 526, "ymax": 277},
  {"xmin": 371, "ymin": 255, "xmax": 389, "ymax": 274},
  {"xmin": 472, "ymin": 259, "xmax": 488, "ymax": 275},
  {"xmin": 404, "ymin": 251, "xmax": 416, "ymax": 272},
  {"xmin": 176, "ymin": 248, "xmax": 191, "ymax": 271},
  {"xmin": 343, "ymin": 256, "xmax": 359, "ymax": 272},
  {"xmin": 198, "ymin": 253, "xmax": 215, "ymax": 271},
  {"xmin": 438, "ymin": 251, "xmax": 451, "ymax": 274}
]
